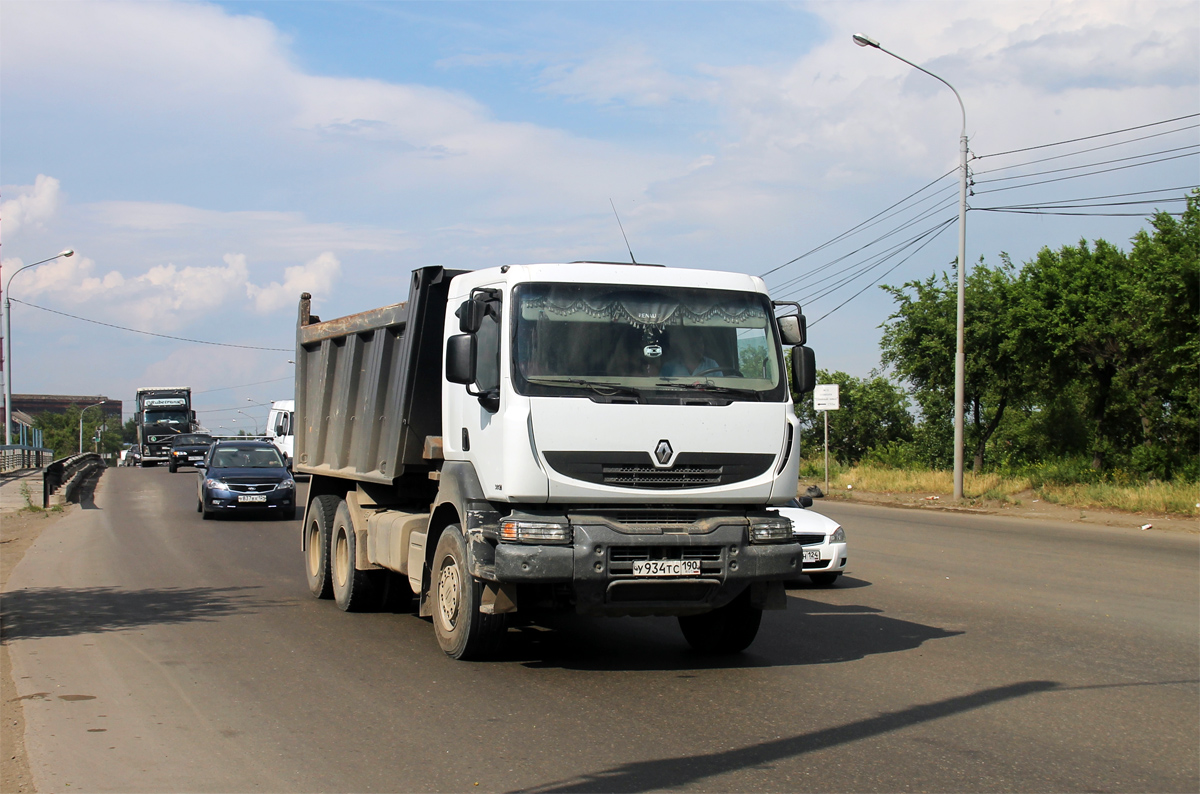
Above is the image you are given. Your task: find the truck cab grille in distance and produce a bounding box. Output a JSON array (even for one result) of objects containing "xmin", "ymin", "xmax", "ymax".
[{"xmin": 544, "ymin": 451, "xmax": 775, "ymax": 489}]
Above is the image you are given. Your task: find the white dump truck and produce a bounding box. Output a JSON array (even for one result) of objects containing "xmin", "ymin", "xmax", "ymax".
[{"xmin": 295, "ymin": 263, "xmax": 816, "ymax": 659}]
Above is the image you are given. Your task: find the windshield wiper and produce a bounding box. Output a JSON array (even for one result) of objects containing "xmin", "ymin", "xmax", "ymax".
[
  {"xmin": 526, "ymin": 377, "xmax": 643, "ymax": 402},
  {"xmin": 654, "ymin": 381, "xmax": 763, "ymax": 400}
]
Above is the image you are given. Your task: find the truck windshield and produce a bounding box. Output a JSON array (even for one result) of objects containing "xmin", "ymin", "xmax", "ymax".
[
  {"xmin": 145, "ymin": 411, "xmax": 188, "ymax": 425},
  {"xmin": 512, "ymin": 282, "xmax": 786, "ymax": 402}
]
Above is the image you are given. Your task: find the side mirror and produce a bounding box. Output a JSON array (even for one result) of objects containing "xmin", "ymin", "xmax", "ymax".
[
  {"xmin": 778, "ymin": 314, "xmax": 807, "ymax": 346},
  {"xmin": 790, "ymin": 345, "xmax": 816, "ymax": 395},
  {"xmin": 457, "ymin": 299, "xmax": 486, "ymax": 333},
  {"xmin": 799, "ymin": 495, "xmax": 813, "ymax": 508},
  {"xmin": 446, "ymin": 334, "xmax": 477, "ymax": 384}
]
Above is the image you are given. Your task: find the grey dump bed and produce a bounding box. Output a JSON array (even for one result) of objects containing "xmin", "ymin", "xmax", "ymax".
[{"xmin": 294, "ymin": 266, "xmax": 466, "ymax": 483}]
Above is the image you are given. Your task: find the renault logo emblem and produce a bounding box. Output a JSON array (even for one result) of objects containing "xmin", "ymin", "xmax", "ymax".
[{"xmin": 654, "ymin": 439, "xmax": 674, "ymax": 466}]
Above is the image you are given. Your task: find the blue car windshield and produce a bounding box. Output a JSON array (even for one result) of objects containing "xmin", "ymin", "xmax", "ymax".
[{"xmin": 211, "ymin": 447, "xmax": 284, "ymax": 468}]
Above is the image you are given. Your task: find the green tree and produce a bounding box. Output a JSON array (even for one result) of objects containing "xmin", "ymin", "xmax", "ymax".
[
  {"xmin": 794, "ymin": 369, "xmax": 914, "ymax": 464},
  {"xmin": 880, "ymin": 256, "xmax": 1024, "ymax": 471},
  {"xmin": 33, "ymin": 405, "xmax": 122, "ymax": 458}
]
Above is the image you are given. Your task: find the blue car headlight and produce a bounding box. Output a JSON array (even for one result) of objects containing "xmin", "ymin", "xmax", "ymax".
[
  {"xmin": 275, "ymin": 480, "xmax": 295, "ymax": 491},
  {"xmin": 204, "ymin": 478, "xmax": 230, "ymax": 491}
]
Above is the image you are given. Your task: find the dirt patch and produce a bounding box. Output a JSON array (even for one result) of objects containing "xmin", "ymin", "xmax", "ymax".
[
  {"xmin": 2, "ymin": 506, "xmax": 72, "ymax": 794},
  {"xmin": 804, "ymin": 483, "xmax": 1199, "ymax": 534}
]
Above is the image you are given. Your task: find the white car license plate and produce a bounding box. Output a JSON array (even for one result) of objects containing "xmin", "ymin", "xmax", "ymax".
[
  {"xmin": 632, "ymin": 559, "xmax": 701, "ymax": 577},
  {"xmin": 802, "ymin": 549, "xmax": 822, "ymax": 563},
  {"xmin": 189, "ymin": 456, "xmax": 203, "ymax": 461},
  {"xmin": 238, "ymin": 494, "xmax": 267, "ymax": 503}
]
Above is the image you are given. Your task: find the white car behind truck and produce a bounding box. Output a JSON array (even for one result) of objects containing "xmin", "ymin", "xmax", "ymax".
[{"xmin": 296, "ymin": 263, "xmax": 818, "ymax": 659}]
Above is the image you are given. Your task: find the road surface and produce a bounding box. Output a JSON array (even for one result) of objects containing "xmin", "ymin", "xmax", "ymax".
[{"xmin": 4, "ymin": 467, "xmax": 1197, "ymax": 792}]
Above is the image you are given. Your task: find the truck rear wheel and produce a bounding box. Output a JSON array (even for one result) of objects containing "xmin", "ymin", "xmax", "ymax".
[
  {"xmin": 431, "ymin": 525, "xmax": 506, "ymax": 660},
  {"xmin": 305, "ymin": 494, "xmax": 339, "ymax": 600},
  {"xmin": 331, "ymin": 501, "xmax": 382, "ymax": 612},
  {"xmin": 678, "ymin": 590, "xmax": 762, "ymax": 654}
]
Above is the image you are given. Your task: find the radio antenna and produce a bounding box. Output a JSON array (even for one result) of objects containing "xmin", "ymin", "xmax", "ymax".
[{"xmin": 609, "ymin": 199, "xmax": 638, "ymax": 265}]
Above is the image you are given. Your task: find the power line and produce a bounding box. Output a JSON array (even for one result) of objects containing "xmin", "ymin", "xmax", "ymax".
[
  {"xmin": 973, "ymin": 112, "xmax": 1200, "ymax": 159},
  {"xmin": 809, "ymin": 220, "xmax": 957, "ymax": 326},
  {"xmin": 9, "ymin": 298, "xmax": 291, "ymax": 352},
  {"xmin": 194, "ymin": 377, "xmax": 293, "ymax": 395},
  {"xmin": 760, "ymin": 167, "xmax": 958, "ymax": 278},
  {"xmin": 973, "ymin": 144, "xmax": 1199, "ymax": 186},
  {"xmin": 971, "ymin": 123, "xmax": 1200, "ymax": 176},
  {"xmin": 972, "ymin": 151, "xmax": 1199, "ymax": 196},
  {"xmin": 976, "ymin": 208, "xmax": 1188, "ymax": 218}
]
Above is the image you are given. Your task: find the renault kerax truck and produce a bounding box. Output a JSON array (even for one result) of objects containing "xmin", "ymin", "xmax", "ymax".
[{"xmin": 296, "ymin": 263, "xmax": 816, "ymax": 659}]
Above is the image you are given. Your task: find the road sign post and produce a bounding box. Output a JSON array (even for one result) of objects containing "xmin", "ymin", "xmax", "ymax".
[{"xmin": 813, "ymin": 384, "xmax": 840, "ymax": 494}]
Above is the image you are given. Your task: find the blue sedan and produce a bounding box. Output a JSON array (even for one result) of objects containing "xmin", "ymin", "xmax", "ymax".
[{"xmin": 196, "ymin": 441, "xmax": 297, "ymax": 520}]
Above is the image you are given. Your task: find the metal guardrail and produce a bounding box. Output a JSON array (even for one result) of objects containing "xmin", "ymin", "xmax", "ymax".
[
  {"xmin": 42, "ymin": 452, "xmax": 104, "ymax": 508},
  {"xmin": 1, "ymin": 445, "xmax": 55, "ymax": 473}
]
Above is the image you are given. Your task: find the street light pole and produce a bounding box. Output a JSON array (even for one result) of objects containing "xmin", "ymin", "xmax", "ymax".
[
  {"xmin": 236, "ymin": 410, "xmax": 260, "ymax": 436},
  {"xmin": 853, "ymin": 34, "xmax": 969, "ymax": 500},
  {"xmin": 3, "ymin": 249, "xmax": 75, "ymax": 445},
  {"xmin": 79, "ymin": 400, "xmax": 105, "ymax": 454}
]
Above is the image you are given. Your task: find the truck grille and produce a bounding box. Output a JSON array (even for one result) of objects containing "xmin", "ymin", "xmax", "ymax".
[{"xmin": 544, "ymin": 451, "xmax": 774, "ymax": 490}]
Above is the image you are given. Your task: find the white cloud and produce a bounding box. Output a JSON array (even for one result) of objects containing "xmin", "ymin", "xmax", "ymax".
[
  {"xmin": 537, "ymin": 45, "xmax": 701, "ymax": 107},
  {"xmin": 246, "ymin": 252, "xmax": 341, "ymax": 313},
  {"xmin": 1, "ymin": 175, "xmax": 62, "ymax": 238}
]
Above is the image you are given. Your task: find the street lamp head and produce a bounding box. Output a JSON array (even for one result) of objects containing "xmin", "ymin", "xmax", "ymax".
[
  {"xmin": 852, "ymin": 33, "xmax": 880, "ymax": 48},
  {"xmin": 61, "ymin": 249, "xmax": 75, "ymax": 258}
]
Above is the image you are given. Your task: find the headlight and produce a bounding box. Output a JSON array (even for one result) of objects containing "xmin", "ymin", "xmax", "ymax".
[
  {"xmin": 204, "ymin": 478, "xmax": 230, "ymax": 491},
  {"xmin": 749, "ymin": 517, "xmax": 794, "ymax": 544},
  {"xmin": 499, "ymin": 519, "xmax": 571, "ymax": 544},
  {"xmin": 830, "ymin": 526, "xmax": 846, "ymax": 543},
  {"xmin": 276, "ymin": 480, "xmax": 295, "ymax": 491}
]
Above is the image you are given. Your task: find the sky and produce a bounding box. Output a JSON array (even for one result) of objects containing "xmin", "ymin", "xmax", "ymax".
[{"xmin": 2, "ymin": 0, "xmax": 1198, "ymax": 429}]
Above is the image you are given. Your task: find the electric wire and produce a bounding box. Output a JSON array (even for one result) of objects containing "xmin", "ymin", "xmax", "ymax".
[
  {"xmin": 9, "ymin": 298, "xmax": 291, "ymax": 351},
  {"xmin": 971, "ymin": 123, "xmax": 1200, "ymax": 175},
  {"xmin": 773, "ymin": 198, "xmax": 958, "ymax": 295},
  {"xmin": 194, "ymin": 377, "xmax": 294, "ymax": 395},
  {"xmin": 973, "ymin": 144, "xmax": 1199, "ymax": 186},
  {"xmin": 809, "ymin": 219, "xmax": 957, "ymax": 326},
  {"xmin": 972, "ymin": 151, "xmax": 1199, "ymax": 196},
  {"xmin": 760, "ymin": 167, "xmax": 958, "ymax": 278},
  {"xmin": 973, "ymin": 113, "xmax": 1200, "ymax": 159}
]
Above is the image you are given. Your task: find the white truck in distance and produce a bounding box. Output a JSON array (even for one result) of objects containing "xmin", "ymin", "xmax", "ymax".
[
  {"xmin": 296, "ymin": 263, "xmax": 816, "ymax": 659},
  {"xmin": 267, "ymin": 399, "xmax": 294, "ymax": 465}
]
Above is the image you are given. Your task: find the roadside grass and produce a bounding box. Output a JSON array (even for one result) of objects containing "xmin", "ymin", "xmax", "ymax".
[{"xmin": 800, "ymin": 457, "xmax": 1199, "ymax": 517}]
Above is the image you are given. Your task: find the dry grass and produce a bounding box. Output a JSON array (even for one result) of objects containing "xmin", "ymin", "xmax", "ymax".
[{"xmin": 809, "ymin": 462, "xmax": 1199, "ymax": 517}]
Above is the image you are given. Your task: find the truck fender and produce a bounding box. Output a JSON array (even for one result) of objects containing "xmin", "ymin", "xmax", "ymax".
[
  {"xmin": 344, "ymin": 491, "xmax": 383, "ymax": 571},
  {"xmin": 416, "ymin": 461, "xmax": 488, "ymax": 617}
]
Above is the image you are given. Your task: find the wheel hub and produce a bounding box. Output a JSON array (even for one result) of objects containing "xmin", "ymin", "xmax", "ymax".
[{"xmin": 437, "ymin": 559, "xmax": 460, "ymax": 629}]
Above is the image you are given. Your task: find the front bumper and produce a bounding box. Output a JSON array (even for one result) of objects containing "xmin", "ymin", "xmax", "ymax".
[
  {"xmin": 490, "ymin": 521, "xmax": 800, "ymax": 617},
  {"xmin": 205, "ymin": 489, "xmax": 294, "ymax": 512},
  {"xmin": 800, "ymin": 540, "xmax": 848, "ymax": 573}
]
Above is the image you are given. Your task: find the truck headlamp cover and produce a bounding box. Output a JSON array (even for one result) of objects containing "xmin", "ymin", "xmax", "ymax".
[
  {"xmin": 749, "ymin": 517, "xmax": 794, "ymax": 544},
  {"xmin": 499, "ymin": 519, "xmax": 572, "ymax": 545}
]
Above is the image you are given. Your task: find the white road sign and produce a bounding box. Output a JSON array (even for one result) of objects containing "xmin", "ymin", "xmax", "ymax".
[{"xmin": 813, "ymin": 384, "xmax": 840, "ymax": 411}]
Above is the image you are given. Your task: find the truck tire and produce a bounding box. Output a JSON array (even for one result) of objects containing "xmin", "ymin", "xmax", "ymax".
[
  {"xmin": 331, "ymin": 500, "xmax": 382, "ymax": 612},
  {"xmin": 678, "ymin": 589, "xmax": 762, "ymax": 654},
  {"xmin": 305, "ymin": 494, "xmax": 339, "ymax": 600},
  {"xmin": 431, "ymin": 525, "xmax": 506, "ymax": 660}
]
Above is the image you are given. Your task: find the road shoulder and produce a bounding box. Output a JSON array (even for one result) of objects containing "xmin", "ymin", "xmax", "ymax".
[{"xmin": 2, "ymin": 507, "xmax": 74, "ymax": 794}]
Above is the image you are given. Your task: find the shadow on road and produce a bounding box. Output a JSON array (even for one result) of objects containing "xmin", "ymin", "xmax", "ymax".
[
  {"xmin": 511, "ymin": 680, "xmax": 1060, "ymax": 793},
  {"xmin": 496, "ymin": 588, "xmax": 961, "ymax": 672},
  {"xmin": 0, "ymin": 585, "xmax": 280, "ymax": 641}
]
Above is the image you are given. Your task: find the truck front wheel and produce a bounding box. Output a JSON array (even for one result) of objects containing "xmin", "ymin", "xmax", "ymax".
[
  {"xmin": 305, "ymin": 495, "xmax": 338, "ymax": 600},
  {"xmin": 678, "ymin": 590, "xmax": 762, "ymax": 654},
  {"xmin": 431, "ymin": 525, "xmax": 506, "ymax": 660}
]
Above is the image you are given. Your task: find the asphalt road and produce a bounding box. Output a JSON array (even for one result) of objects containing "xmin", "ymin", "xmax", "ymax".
[{"xmin": 5, "ymin": 467, "xmax": 1197, "ymax": 793}]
